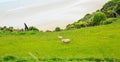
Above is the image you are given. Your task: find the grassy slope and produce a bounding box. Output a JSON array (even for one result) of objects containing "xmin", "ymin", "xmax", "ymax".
[{"xmin": 0, "ymin": 19, "xmax": 120, "ymax": 59}]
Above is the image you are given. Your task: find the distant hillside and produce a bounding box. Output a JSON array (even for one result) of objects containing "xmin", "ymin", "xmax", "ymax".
[{"xmin": 66, "ymin": 0, "xmax": 120, "ymax": 30}]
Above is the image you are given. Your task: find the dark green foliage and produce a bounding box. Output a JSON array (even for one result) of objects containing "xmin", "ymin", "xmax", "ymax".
[
  {"xmin": 16, "ymin": 59, "xmax": 35, "ymax": 62},
  {"xmin": 54, "ymin": 27, "xmax": 61, "ymax": 31},
  {"xmin": 68, "ymin": 58, "xmax": 83, "ymax": 61},
  {"xmin": 66, "ymin": 21, "xmax": 94, "ymax": 30},
  {"xmin": 46, "ymin": 30, "xmax": 52, "ymax": 32},
  {"xmin": 3, "ymin": 27, "xmax": 14, "ymax": 32},
  {"xmin": 91, "ymin": 12, "xmax": 107, "ymax": 25},
  {"xmin": 114, "ymin": 3, "xmax": 120, "ymax": 16},
  {"xmin": 66, "ymin": 24, "xmax": 75, "ymax": 30},
  {"xmin": 49, "ymin": 57, "xmax": 64, "ymax": 61},
  {"xmin": 74, "ymin": 21, "xmax": 87, "ymax": 28},
  {"xmin": 104, "ymin": 58, "xmax": 120, "ymax": 62},
  {"xmin": 66, "ymin": 12, "xmax": 107, "ymax": 30},
  {"xmin": 0, "ymin": 57, "xmax": 119, "ymax": 62},
  {"xmin": 0, "ymin": 26, "xmax": 13, "ymax": 32},
  {"xmin": 0, "ymin": 26, "xmax": 23, "ymax": 33},
  {"xmin": 83, "ymin": 57, "xmax": 103, "ymax": 61},
  {"xmin": 101, "ymin": 0, "xmax": 120, "ymax": 17},
  {"xmin": 66, "ymin": 0, "xmax": 120, "ymax": 30},
  {"xmin": 111, "ymin": 0, "xmax": 120, "ymax": 2},
  {"xmin": 101, "ymin": 18, "xmax": 118, "ymax": 24},
  {"xmin": 28, "ymin": 26, "xmax": 39, "ymax": 31},
  {"xmin": 0, "ymin": 26, "xmax": 40, "ymax": 33},
  {"xmin": 78, "ymin": 13, "xmax": 92, "ymax": 22},
  {"xmin": 3, "ymin": 56, "xmax": 16, "ymax": 61},
  {"xmin": 66, "ymin": 13, "xmax": 93, "ymax": 30}
]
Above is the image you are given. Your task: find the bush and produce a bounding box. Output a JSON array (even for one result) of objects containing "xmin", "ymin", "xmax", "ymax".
[
  {"xmin": 112, "ymin": 0, "xmax": 120, "ymax": 2},
  {"xmin": 66, "ymin": 21, "xmax": 95, "ymax": 30},
  {"xmin": 74, "ymin": 21, "xmax": 86, "ymax": 28},
  {"xmin": 101, "ymin": 18, "xmax": 118, "ymax": 24},
  {"xmin": 78, "ymin": 13, "xmax": 92, "ymax": 22},
  {"xmin": 104, "ymin": 58, "xmax": 119, "ymax": 62},
  {"xmin": 101, "ymin": 0, "xmax": 120, "ymax": 17},
  {"xmin": 54, "ymin": 27, "xmax": 61, "ymax": 31},
  {"xmin": 66, "ymin": 24, "xmax": 75, "ymax": 30},
  {"xmin": 91, "ymin": 12, "xmax": 107, "ymax": 25},
  {"xmin": 3, "ymin": 56, "xmax": 16, "ymax": 61},
  {"xmin": 29, "ymin": 26, "xmax": 39, "ymax": 32},
  {"xmin": 46, "ymin": 30, "xmax": 52, "ymax": 32}
]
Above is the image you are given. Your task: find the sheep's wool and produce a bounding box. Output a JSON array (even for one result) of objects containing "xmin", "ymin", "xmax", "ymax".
[
  {"xmin": 58, "ymin": 36, "xmax": 63, "ymax": 39},
  {"xmin": 62, "ymin": 39, "xmax": 70, "ymax": 43}
]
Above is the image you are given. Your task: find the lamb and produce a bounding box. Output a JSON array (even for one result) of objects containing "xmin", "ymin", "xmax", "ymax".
[
  {"xmin": 58, "ymin": 36, "xmax": 63, "ymax": 39},
  {"xmin": 61, "ymin": 39, "xmax": 71, "ymax": 43},
  {"xmin": 58, "ymin": 35, "xmax": 71, "ymax": 43}
]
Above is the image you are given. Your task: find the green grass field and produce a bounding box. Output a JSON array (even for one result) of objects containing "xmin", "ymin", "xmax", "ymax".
[{"xmin": 0, "ymin": 19, "xmax": 120, "ymax": 62}]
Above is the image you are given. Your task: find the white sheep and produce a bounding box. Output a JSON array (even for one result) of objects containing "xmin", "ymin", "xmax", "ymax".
[
  {"xmin": 57, "ymin": 36, "xmax": 71, "ymax": 43},
  {"xmin": 58, "ymin": 36, "xmax": 63, "ymax": 39},
  {"xmin": 61, "ymin": 39, "xmax": 71, "ymax": 43}
]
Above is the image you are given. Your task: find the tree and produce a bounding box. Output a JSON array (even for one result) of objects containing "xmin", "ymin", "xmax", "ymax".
[
  {"xmin": 55, "ymin": 27, "xmax": 61, "ymax": 31},
  {"xmin": 91, "ymin": 12, "xmax": 107, "ymax": 25},
  {"xmin": 101, "ymin": 0, "xmax": 120, "ymax": 17},
  {"xmin": 113, "ymin": 4, "xmax": 120, "ymax": 17}
]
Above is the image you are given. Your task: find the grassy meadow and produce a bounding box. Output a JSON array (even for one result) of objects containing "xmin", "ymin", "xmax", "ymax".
[{"xmin": 0, "ymin": 19, "xmax": 120, "ymax": 62}]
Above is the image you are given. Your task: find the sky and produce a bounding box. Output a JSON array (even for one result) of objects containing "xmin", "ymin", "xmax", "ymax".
[{"xmin": 0, "ymin": 0, "xmax": 109, "ymax": 31}]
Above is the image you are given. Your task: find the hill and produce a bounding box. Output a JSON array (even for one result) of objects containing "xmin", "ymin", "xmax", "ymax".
[
  {"xmin": 0, "ymin": 0, "xmax": 120, "ymax": 62},
  {"xmin": 66, "ymin": 0, "xmax": 120, "ymax": 30},
  {"xmin": 0, "ymin": 18, "xmax": 120, "ymax": 62}
]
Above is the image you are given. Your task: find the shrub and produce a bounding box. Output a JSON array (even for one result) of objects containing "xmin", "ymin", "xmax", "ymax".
[
  {"xmin": 78, "ymin": 13, "xmax": 92, "ymax": 22},
  {"xmin": 74, "ymin": 21, "xmax": 86, "ymax": 28},
  {"xmin": 104, "ymin": 58, "xmax": 116, "ymax": 62},
  {"xmin": 49, "ymin": 57, "xmax": 63, "ymax": 61},
  {"xmin": 112, "ymin": 0, "xmax": 120, "ymax": 2},
  {"xmin": 3, "ymin": 56, "xmax": 16, "ymax": 61},
  {"xmin": 29, "ymin": 26, "xmax": 39, "ymax": 32},
  {"xmin": 101, "ymin": 0, "xmax": 120, "ymax": 17},
  {"xmin": 54, "ymin": 27, "xmax": 61, "ymax": 31},
  {"xmin": 91, "ymin": 12, "xmax": 107, "ymax": 25},
  {"xmin": 66, "ymin": 24, "xmax": 75, "ymax": 30},
  {"xmin": 46, "ymin": 30, "xmax": 52, "ymax": 32},
  {"xmin": 3, "ymin": 28, "xmax": 13, "ymax": 32},
  {"xmin": 101, "ymin": 18, "xmax": 118, "ymax": 24}
]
